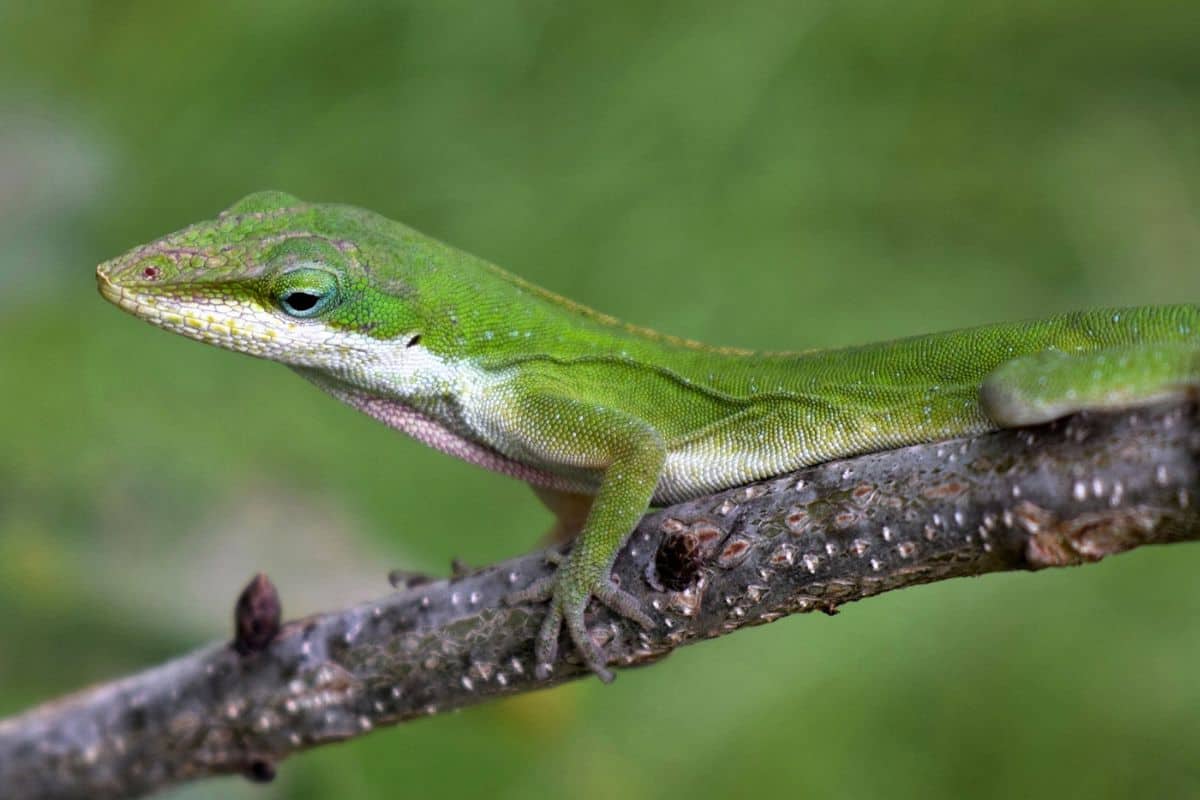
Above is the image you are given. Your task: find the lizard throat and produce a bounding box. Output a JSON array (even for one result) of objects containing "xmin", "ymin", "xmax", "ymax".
[{"xmin": 292, "ymin": 369, "xmax": 594, "ymax": 495}]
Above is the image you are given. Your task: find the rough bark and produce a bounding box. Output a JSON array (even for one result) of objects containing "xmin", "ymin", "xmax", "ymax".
[{"xmin": 2, "ymin": 402, "xmax": 1197, "ymax": 800}]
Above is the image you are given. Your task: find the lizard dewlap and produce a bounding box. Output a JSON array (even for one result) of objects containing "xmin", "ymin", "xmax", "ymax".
[{"xmin": 97, "ymin": 191, "xmax": 1200, "ymax": 680}]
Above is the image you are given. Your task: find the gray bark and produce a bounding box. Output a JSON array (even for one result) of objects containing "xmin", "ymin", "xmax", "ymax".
[{"xmin": 1, "ymin": 402, "xmax": 1197, "ymax": 800}]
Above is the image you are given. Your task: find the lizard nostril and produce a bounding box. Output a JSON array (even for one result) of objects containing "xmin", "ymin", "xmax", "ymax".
[{"xmin": 141, "ymin": 266, "xmax": 160, "ymax": 280}]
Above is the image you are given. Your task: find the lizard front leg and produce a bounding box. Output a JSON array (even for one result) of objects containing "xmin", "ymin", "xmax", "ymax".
[{"xmin": 501, "ymin": 390, "xmax": 665, "ymax": 681}]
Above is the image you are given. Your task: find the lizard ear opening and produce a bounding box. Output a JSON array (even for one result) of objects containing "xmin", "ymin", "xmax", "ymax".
[{"xmin": 222, "ymin": 190, "xmax": 303, "ymax": 217}]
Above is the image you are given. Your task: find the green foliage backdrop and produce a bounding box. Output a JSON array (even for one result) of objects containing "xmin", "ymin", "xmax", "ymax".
[{"xmin": 1, "ymin": 2, "xmax": 1199, "ymax": 797}]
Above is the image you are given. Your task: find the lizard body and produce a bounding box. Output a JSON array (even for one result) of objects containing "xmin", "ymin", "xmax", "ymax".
[{"xmin": 97, "ymin": 191, "xmax": 1200, "ymax": 679}]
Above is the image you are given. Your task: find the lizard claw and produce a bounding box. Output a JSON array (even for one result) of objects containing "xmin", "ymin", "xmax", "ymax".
[{"xmin": 506, "ymin": 564, "xmax": 655, "ymax": 682}]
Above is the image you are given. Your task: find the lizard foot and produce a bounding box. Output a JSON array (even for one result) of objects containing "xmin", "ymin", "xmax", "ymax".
[{"xmin": 505, "ymin": 560, "xmax": 654, "ymax": 683}]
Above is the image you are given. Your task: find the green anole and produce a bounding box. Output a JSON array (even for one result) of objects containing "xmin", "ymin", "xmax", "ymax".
[{"xmin": 97, "ymin": 191, "xmax": 1200, "ymax": 680}]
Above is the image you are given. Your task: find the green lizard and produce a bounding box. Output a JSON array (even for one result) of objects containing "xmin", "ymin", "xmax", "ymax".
[{"xmin": 96, "ymin": 191, "xmax": 1200, "ymax": 680}]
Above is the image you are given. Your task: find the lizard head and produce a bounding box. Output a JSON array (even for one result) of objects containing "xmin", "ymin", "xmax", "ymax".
[{"xmin": 96, "ymin": 191, "xmax": 449, "ymax": 395}]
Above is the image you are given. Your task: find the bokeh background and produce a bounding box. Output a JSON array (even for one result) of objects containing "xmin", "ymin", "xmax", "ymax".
[{"xmin": 3, "ymin": 1, "xmax": 1200, "ymax": 798}]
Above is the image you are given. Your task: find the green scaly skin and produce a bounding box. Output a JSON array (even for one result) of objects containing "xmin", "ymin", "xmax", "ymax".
[{"xmin": 97, "ymin": 191, "xmax": 1200, "ymax": 680}]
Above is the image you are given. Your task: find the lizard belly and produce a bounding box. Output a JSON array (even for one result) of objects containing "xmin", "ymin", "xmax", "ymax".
[
  {"xmin": 654, "ymin": 395, "xmax": 996, "ymax": 505},
  {"xmin": 656, "ymin": 439, "xmax": 805, "ymax": 505}
]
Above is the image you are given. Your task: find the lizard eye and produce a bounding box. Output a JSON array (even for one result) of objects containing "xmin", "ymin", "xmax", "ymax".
[
  {"xmin": 282, "ymin": 290, "xmax": 322, "ymax": 313},
  {"xmin": 272, "ymin": 268, "xmax": 340, "ymax": 318}
]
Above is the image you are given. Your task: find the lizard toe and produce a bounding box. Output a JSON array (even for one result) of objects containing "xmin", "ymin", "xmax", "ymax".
[
  {"xmin": 533, "ymin": 601, "xmax": 564, "ymax": 677},
  {"xmin": 514, "ymin": 553, "xmax": 655, "ymax": 683},
  {"xmin": 563, "ymin": 597, "xmax": 614, "ymax": 683},
  {"xmin": 594, "ymin": 580, "xmax": 654, "ymax": 630},
  {"xmin": 504, "ymin": 573, "xmax": 556, "ymax": 606}
]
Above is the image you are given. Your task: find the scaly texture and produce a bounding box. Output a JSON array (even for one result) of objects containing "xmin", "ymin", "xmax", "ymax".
[{"xmin": 96, "ymin": 191, "xmax": 1200, "ymax": 679}]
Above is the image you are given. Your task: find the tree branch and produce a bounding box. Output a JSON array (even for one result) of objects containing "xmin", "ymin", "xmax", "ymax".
[{"xmin": 3, "ymin": 402, "xmax": 1198, "ymax": 800}]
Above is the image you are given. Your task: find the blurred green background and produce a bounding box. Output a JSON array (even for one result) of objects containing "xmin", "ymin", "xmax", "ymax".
[{"xmin": 2, "ymin": 1, "xmax": 1200, "ymax": 798}]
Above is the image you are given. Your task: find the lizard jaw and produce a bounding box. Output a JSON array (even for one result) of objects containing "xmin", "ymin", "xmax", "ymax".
[
  {"xmin": 97, "ymin": 262, "xmax": 289, "ymax": 357},
  {"xmin": 96, "ymin": 264, "xmax": 134, "ymax": 313}
]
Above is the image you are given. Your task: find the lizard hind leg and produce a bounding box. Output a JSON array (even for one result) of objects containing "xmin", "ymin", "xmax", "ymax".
[{"xmin": 980, "ymin": 342, "xmax": 1200, "ymax": 428}]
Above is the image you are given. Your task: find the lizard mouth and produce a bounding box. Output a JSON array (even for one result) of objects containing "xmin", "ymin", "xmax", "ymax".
[
  {"xmin": 96, "ymin": 262, "xmax": 228, "ymax": 344},
  {"xmin": 96, "ymin": 264, "xmax": 141, "ymax": 314},
  {"xmin": 95, "ymin": 262, "xmax": 347, "ymax": 365}
]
